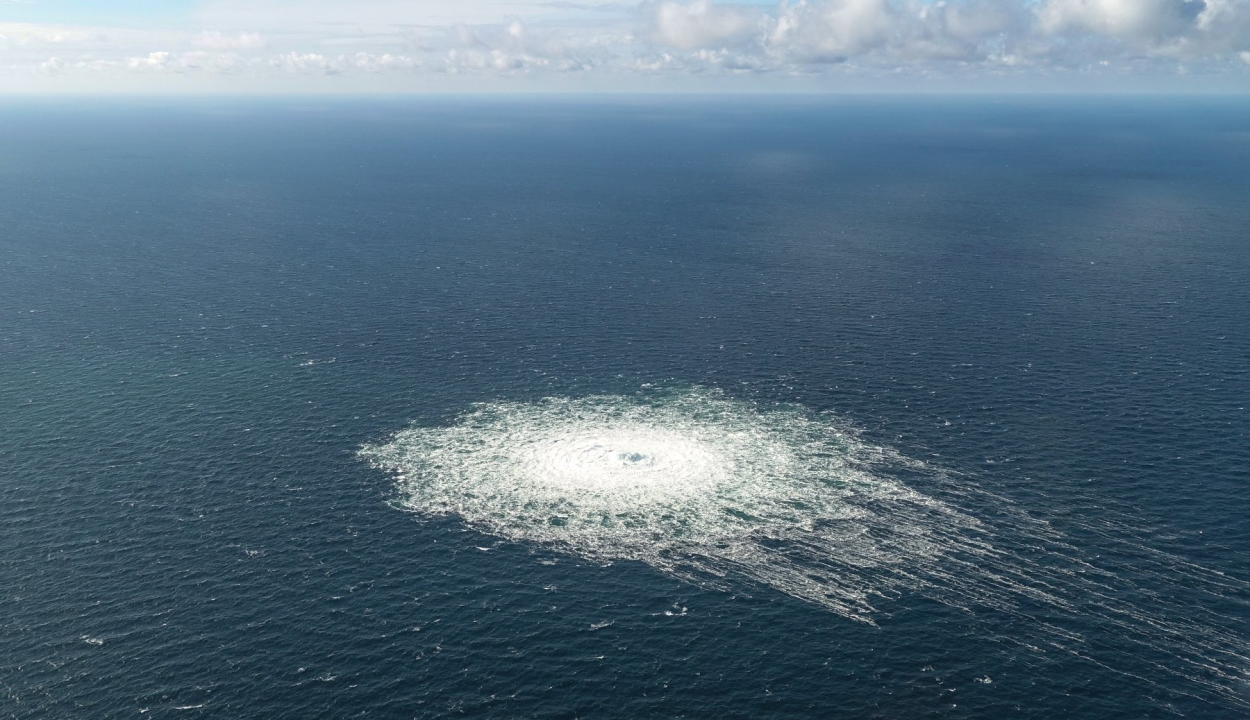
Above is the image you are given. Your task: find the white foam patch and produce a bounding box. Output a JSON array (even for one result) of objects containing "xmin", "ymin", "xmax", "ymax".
[{"xmin": 361, "ymin": 387, "xmax": 1249, "ymax": 707}]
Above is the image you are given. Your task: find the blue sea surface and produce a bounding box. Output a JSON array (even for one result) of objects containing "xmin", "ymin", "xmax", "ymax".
[{"xmin": 1, "ymin": 97, "xmax": 1248, "ymax": 718}]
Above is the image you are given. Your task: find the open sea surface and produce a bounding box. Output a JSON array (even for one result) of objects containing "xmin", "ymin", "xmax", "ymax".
[{"xmin": 1, "ymin": 97, "xmax": 1248, "ymax": 718}]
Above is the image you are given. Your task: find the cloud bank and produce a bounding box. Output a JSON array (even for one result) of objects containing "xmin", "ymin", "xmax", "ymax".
[{"xmin": 1, "ymin": 0, "xmax": 1248, "ymax": 92}]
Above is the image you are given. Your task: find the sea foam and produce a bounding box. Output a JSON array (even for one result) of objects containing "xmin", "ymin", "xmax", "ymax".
[{"xmin": 361, "ymin": 386, "xmax": 1249, "ymax": 706}]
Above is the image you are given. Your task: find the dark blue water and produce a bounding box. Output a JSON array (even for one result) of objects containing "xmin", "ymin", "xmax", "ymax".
[{"xmin": 2, "ymin": 97, "xmax": 1247, "ymax": 719}]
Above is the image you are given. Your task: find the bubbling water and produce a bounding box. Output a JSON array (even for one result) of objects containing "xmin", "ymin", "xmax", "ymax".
[
  {"xmin": 360, "ymin": 386, "xmax": 1249, "ymax": 706},
  {"xmin": 362, "ymin": 387, "xmax": 1005, "ymax": 620}
]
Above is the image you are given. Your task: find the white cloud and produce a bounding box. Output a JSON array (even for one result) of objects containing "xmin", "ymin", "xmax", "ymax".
[
  {"xmin": 272, "ymin": 51, "xmax": 339, "ymax": 74},
  {"xmin": 127, "ymin": 51, "xmax": 172, "ymax": 70},
  {"xmin": 1189, "ymin": 0, "xmax": 1250, "ymax": 54},
  {"xmin": 194, "ymin": 0, "xmax": 625, "ymax": 32},
  {"xmin": 1036, "ymin": 0, "xmax": 1250, "ymax": 59},
  {"xmin": 352, "ymin": 51, "xmax": 419, "ymax": 72},
  {"xmin": 769, "ymin": 0, "xmax": 896, "ymax": 62},
  {"xmin": 193, "ymin": 31, "xmax": 266, "ymax": 51},
  {"xmin": 38, "ymin": 56, "xmax": 65, "ymax": 75},
  {"xmin": 649, "ymin": 0, "xmax": 761, "ymax": 50},
  {"xmin": 443, "ymin": 47, "xmax": 546, "ymax": 72},
  {"xmin": 1037, "ymin": 0, "xmax": 1192, "ymax": 40},
  {"xmin": 1, "ymin": 0, "xmax": 1248, "ymax": 92},
  {"xmin": 0, "ymin": 22, "xmax": 99, "ymax": 45}
]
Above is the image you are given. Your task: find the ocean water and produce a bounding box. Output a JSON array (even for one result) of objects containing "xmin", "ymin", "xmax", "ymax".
[{"xmin": 1, "ymin": 97, "xmax": 1247, "ymax": 719}]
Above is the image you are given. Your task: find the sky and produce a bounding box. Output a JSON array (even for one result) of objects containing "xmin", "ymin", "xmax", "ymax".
[{"xmin": 1, "ymin": 0, "xmax": 1248, "ymax": 93}]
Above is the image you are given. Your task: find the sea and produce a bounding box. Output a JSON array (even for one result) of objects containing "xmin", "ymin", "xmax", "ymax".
[{"xmin": 1, "ymin": 96, "xmax": 1247, "ymax": 719}]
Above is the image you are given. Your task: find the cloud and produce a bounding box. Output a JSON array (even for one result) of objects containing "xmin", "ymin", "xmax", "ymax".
[
  {"xmin": 178, "ymin": 50, "xmax": 252, "ymax": 73},
  {"xmin": 768, "ymin": 0, "xmax": 897, "ymax": 62},
  {"xmin": 194, "ymin": 0, "xmax": 625, "ymax": 32},
  {"xmin": 352, "ymin": 51, "xmax": 419, "ymax": 72},
  {"xmin": 1037, "ymin": 0, "xmax": 1198, "ymax": 42},
  {"xmin": 38, "ymin": 56, "xmax": 65, "ymax": 75},
  {"xmin": 1033, "ymin": 0, "xmax": 1250, "ymax": 59},
  {"xmin": 1, "ymin": 0, "xmax": 1249, "ymax": 92},
  {"xmin": 193, "ymin": 31, "xmax": 266, "ymax": 51},
  {"xmin": 649, "ymin": 0, "xmax": 762, "ymax": 50},
  {"xmin": 271, "ymin": 51, "xmax": 338, "ymax": 74},
  {"xmin": 0, "ymin": 22, "xmax": 100, "ymax": 45},
  {"xmin": 127, "ymin": 51, "xmax": 172, "ymax": 70},
  {"xmin": 645, "ymin": 0, "xmax": 1250, "ymax": 68},
  {"xmin": 1189, "ymin": 0, "xmax": 1250, "ymax": 54}
]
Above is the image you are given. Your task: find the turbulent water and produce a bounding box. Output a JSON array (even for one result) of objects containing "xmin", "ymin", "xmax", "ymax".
[
  {"xmin": 363, "ymin": 386, "xmax": 1249, "ymax": 706},
  {"xmin": 363, "ymin": 387, "xmax": 958, "ymax": 622}
]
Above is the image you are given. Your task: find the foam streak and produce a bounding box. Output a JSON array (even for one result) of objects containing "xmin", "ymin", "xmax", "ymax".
[{"xmin": 360, "ymin": 387, "xmax": 1249, "ymax": 708}]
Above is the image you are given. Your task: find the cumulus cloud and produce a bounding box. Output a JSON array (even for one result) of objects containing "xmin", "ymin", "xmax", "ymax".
[
  {"xmin": 352, "ymin": 52, "xmax": 419, "ymax": 72},
  {"xmin": 1189, "ymin": 0, "xmax": 1250, "ymax": 54},
  {"xmin": 127, "ymin": 51, "xmax": 172, "ymax": 71},
  {"xmin": 650, "ymin": 0, "xmax": 1250, "ymax": 69},
  {"xmin": 38, "ymin": 56, "xmax": 65, "ymax": 75},
  {"xmin": 1038, "ymin": 0, "xmax": 1196, "ymax": 41},
  {"xmin": 1034, "ymin": 0, "xmax": 1250, "ymax": 59},
  {"xmin": 271, "ymin": 51, "xmax": 339, "ymax": 74},
  {"xmin": 1, "ymin": 0, "xmax": 1248, "ymax": 91},
  {"xmin": 769, "ymin": 0, "xmax": 898, "ymax": 62},
  {"xmin": 649, "ymin": 0, "xmax": 762, "ymax": 50}
]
